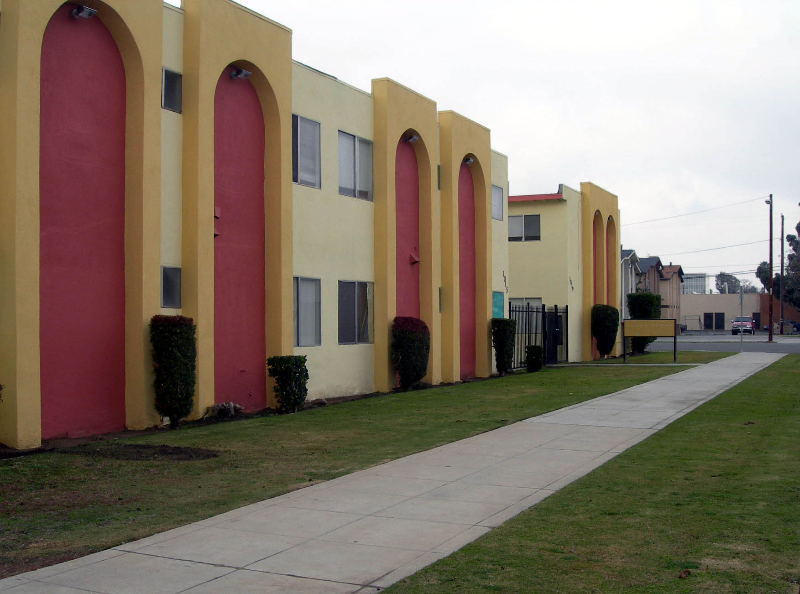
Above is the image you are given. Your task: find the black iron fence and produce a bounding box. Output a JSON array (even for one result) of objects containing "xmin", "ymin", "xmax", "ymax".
[{"xmin": 508, "ymin": 303, "xmax": 569, "ymax": 368}]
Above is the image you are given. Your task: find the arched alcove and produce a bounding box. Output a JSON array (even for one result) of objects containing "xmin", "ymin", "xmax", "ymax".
[
  {"xmin": 213, "ymin": 64, "xmax": 266, "ymax": 411},
  {"xmin": 39, "ymin": 3, "xmax": 127, "ymax": 439}
]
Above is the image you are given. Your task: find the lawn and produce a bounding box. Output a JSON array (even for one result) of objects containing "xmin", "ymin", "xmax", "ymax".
[
  {"xmin": 0, "ymin": 365, "xmax": 685, "ymax": 578},
  {"xmin": 589, "ymin": 351, "xmax": 733, "ymax": 365},
  {"xmin": 388, "ymin": 354, "xmax": 800, "ymax": 593}
]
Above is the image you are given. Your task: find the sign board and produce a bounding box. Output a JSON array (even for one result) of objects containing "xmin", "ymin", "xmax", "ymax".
[
  {"xmin": 623, "ymin": 319, "xmax": 676, "ymax": 337},
  {"xmin": 621, "ymin": 319, "xmax": 678, "ymax": 362}
]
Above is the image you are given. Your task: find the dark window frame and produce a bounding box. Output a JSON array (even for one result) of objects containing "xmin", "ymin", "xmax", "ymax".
[
  {"xmin": 338, "ymin": 280, "xmax": 373, "ymax": 345},
  {"xmin": 161, "ymin": 68, "xmax": 182, "ymax": 114}
]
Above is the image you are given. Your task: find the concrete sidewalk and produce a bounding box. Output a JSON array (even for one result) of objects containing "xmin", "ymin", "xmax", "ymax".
[{"xmin": 1, "ymin": 352, "xmax": 782, "ymax": 593}]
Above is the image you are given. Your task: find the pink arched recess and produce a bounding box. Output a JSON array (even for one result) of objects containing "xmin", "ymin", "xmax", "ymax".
[
  {"xmin": 40, "ymin": 4, "xmax": 127, "ymax": 439},
  {"xmin": 458, "ymin": 163, "xmax": 476, "ymax": 379},
  {"xmin": 395, "ymin": 138, "xmax": 420, "ymax": 318},
  {"xmin": 214, "ymin": 67, "xmax": 266, "ymax": 411}
]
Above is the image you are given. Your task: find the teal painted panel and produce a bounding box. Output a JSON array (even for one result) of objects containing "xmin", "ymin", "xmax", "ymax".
[{"xmin": 492, "ymin": 291, "xmax": 504, "ymax": 319}]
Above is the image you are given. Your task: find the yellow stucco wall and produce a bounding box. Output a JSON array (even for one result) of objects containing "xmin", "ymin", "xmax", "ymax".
[
  {"xmin": 490, "ymin": 150, "xmax": 510, "ymax": 313},
  {"xmin": 439, "ymin": 111, "xmax": 493, "ymax": 382},
  {"xmin": 580, "ymin": 182, "xmax": 621, "ymax": 361},
  {"xmin": 292, "ymin": 62, "xmax": 376, "ymax": 398},
  {"xmin": 563, "ymin": 185, "xmax": 584, "ymax": 362},
  {"xmin": 181, "ymin": 0, "xmax": 294, "ymax": 414},
  {"xmin": 160, "ymin": 4, "xmax": 184, "ymax": 316},
  {"xmin": 508, "ymin": 199, "xmax": 570, "ymax": 304},
  {"xmin": 372, "ymin": 79, "xmax": 440, "ymax": 392},
  {"xmin": 0, "ymin": 0, "xmax": 164, "ymax": 449}
]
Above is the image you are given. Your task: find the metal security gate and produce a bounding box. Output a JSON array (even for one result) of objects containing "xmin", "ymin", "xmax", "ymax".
[{"xmin": 509, "ymin": 303, "xmax": 568, "ymax": 369}]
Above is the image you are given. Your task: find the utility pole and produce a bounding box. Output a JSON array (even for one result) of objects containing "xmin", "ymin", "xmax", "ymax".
[
  {"xmin": 780, "ymin": 213, "xmax": 784, "ymax": 335},
  {"xmin": 767, "ymin": 194, "xmax": 773, "ymax": 343}
]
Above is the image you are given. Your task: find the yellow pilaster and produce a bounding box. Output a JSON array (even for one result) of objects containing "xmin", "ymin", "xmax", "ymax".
[
  {"xmin": 181, "ymin": 0, "xmax": 293, "ymax": 414},
  {"xmin": 438, "ymin": 112, "xmax": 493, "ymax": 381},
  {"xmin": 371, "ymin": 79, "xmax": 440, "ymax": 392}
]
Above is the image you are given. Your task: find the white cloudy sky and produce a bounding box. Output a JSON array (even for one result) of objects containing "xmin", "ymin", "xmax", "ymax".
[{"xmin": 172, "ymin": 0, "xmax": 800, "ymax": 289}]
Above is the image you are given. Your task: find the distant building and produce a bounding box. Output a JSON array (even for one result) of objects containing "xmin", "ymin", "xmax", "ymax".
[
  {"xmin": 682, "ymin": 273, "xmax": 707, "ymax": 294},
  {"xmin": 620, "ymin": 248, "xmax": 640, "ymax": 319}
]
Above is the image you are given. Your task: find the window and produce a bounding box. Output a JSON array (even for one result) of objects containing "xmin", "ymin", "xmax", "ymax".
[
  {"xmin": 292, "ymin": 115, "xmax": 321, "ymax": 188},
  {"xmin": 338, "ymin": 131, "xmax": 373, "ymax": 200},
  {"xmin": 161, "ymin": 69, "xmax": 182, "ymax": 114},
  {"xmin": 508, "ymin": 214, "xmax": 540, "ymax": 241},
  {"xmin": 338, "ymin": 281, "xmax": 374, "ymax": 344},
  {"xmin": 293, "ymin": 277, "xmax": 321, "ymax": 346},
  {"xmin": 491, "ymin": 185, "xmax": 503, "ymax": 220},
  {"xmin": 161, "ymin": 266, "xmax": 181, "ymax": 308}
]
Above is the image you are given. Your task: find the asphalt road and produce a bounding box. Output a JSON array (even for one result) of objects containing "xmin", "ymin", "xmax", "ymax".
[{"xmin": 649, "ymin": 333, "xmax": 800, "ymax": 354}]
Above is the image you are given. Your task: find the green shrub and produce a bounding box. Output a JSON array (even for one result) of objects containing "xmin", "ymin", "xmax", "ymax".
[
  {"xmin": 491, "ymin": 318, "xmax": 516, "ymax": 376},
  {"xmin": 627, "ymin": 292, "xmax": 662, "ymax": 353},
  {"xmin": 391, "ymin": 317, "xmax": 431, "ymax": 390},
  {"xmin": 591, "ymin": 304, "xmax": 620, "ymax": 357},
  {"xmin": 149, "ymin": 315, "xmax": 197, "ymax": 429},
  {"xmin": 526, "ymin": 345, "xmax": 543, "ymax": 372},
  {"xmin": 267, "ymin": 355, "xmax": 309, "ymax": 413}
]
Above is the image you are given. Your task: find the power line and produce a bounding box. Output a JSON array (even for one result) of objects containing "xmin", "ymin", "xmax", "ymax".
[
  {"xmin": 622, "ymin": 196, "xmax": 768, "ymax": 227},
  {"xmin": 658, "ymin": 239, "xmax": 768, "ymax": 257}
]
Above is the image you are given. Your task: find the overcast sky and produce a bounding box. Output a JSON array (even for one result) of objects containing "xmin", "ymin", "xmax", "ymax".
[{"xmin": 172, "ymin": 0, "xmax": 800, "ymax": 290}]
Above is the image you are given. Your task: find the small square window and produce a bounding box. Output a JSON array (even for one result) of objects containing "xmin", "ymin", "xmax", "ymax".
[
  {"xmin": 161, "ymin": 266, "xmax": 181, "ymax": 308},
  {"xmin": 161, "ymin": 69, "xmax": 182, "ymax": 114},
  {"xmin": 491, "ymin": 185, "xmax": 503, "ymax": 221},
  {"xmin": 508, "ymin": 216, "xmax": 523, "ymax": 241},
  {"xmin": 524, "ymin": 214, "xmax": 541, "ymax": 241},
  {"xmin": 294, "ymin": 277, "xmax": 321, "ymax": 346},
  {"xmin": 293, "ymin": 115, "xmax": 321, "ymax": 189}
]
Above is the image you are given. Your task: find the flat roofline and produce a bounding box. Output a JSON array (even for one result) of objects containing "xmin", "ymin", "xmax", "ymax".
[
  {"xmin": 293, "ymin": 60, "xmax": 372, "ymax": 99},
  {"xmin": 509, "ymin": 193, "xmax": 563, "ymax": 203}
]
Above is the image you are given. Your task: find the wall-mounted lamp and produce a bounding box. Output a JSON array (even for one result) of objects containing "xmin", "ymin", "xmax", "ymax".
[
  {"xmin": 71, "ymin": 5, "xmax": 97, "ymax": 18},
  {"xmin": 403, "ymin": 134, "xmax": 419, "ymax": 143},
  {"xmin": 463, "ymin": 156, "xmax": 474, "ymax": 165},
  {"xmin": 230, "ymin": 68, "xmax": 252, "ymax": 80}
]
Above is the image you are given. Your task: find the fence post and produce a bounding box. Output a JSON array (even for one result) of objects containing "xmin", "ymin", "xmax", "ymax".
[
  {"xmin": 542, "ymin": 303, "xmax": 548, "ymax": 365},
  {"xmin": 564, "ymin": 305, "xmax": 569, "ymax": 362}
]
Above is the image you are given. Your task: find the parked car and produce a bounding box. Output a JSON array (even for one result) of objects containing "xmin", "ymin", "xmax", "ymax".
[{"xmin": 731, "ymin": 316, "xmax": 755, "ymax": 335}]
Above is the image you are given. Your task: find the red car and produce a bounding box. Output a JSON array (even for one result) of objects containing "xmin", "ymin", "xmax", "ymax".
[{"xmin": 731, "ymin": 316, "xmax": 755, "ymax": 335}]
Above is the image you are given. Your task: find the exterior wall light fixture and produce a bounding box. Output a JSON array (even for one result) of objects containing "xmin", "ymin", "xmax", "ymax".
[
  {"xmin": 463, "ymin": 156, "xmax": 474, "ymax": 165},
  {"xmin": 71, "ymin": 5, "xmax": 97, "ymax": 18},
  {"xmin": 403, "ymin": 134, "xmax": 419, "ymax": 143},
  {"xmin": 230, "ymin": 68, "xmax": 252, "ymax": 79}
]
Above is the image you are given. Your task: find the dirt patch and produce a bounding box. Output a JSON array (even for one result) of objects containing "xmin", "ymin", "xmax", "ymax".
[{"xmin": 58, "ymin": 443, "xmax": 219, "ymax": 461}]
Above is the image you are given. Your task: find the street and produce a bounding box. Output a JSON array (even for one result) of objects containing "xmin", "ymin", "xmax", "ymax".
[{"xmin": 650, "ymin": 332, "xmax": 800, "ymax": 354}]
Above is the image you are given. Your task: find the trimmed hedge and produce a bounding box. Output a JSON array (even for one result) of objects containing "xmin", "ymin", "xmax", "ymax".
[
  {"xmin": 267, "ymin": 355, "xmax": 309, "ymax": 414},
  {"xmin": 591, "ymin": 304, "xmax": 620, "ymax": 357},
  {"xmin": 526, "ymin": 344, "xmax": 543, "ymax": 372},
  {"xmin": 149, "ymin": 315, "xmax": 197, "ymax": 429},
  {"xmin": 491, "ymin": 318, "xmax": 516, "ymax": 376},
  {"xmin": 391, "ymin": 317, "xmax": 430, "ymax": 390},
  {"xmin": 627, "ymin": 292, "xmax": 662, "ymax": 354}
]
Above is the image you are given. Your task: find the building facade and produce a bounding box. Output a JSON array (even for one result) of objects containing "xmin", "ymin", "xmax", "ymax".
[
  {"xmin": 0, "ymin": 0, "xmax": 509, "ymax": 449},
  {"xmin": 682, "ymin": 273, "xmax": 708, "ymax": 294},
  {"xmin": 507, "ymin": 183, "xmax": 621, "ymax": 361},
  {"xmin": 620, "ymin": 248, "xmax": 639, "ymax": 319}
]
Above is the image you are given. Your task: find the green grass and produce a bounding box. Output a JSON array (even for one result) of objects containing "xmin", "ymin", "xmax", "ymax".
[
  {"xmin": 589, "ymin": 351, "xmax": 733, "ymax": 365},
  {"xmin": 0, "ymin": 365, "xmax": 684, "ymax": 578},
  {"xmin": 388, "ymin": 354, "xmax": 800, "ymax": 593}
]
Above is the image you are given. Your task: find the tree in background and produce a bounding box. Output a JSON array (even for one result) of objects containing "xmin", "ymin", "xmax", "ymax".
[
  {"xmin": 784, "ymin": 220, "xmax": 800, "ymax": 309},
  {"xmin": 755, "ymin": 219, "xmax": 800, "ymax": 309},
  {"xmin": 740, "ymin": 279, "xmax": 758, "ymax": 294},
  {"xmin": 715, "ymin": 272, "xmax": 741, "ymax": 294}
]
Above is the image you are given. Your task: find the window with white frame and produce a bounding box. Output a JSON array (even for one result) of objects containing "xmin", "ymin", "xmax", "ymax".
[
  {"xmin": 293, "ymin": 277, "xmax": 321, "ymax": 346},
  {"xmin": 338, "ymin": 281, "xmax": 374, "ymax": 344},
  {"xmin": 491, "ymin": 184, "xmax": 503, "ymax": 220},
  {"xmin": 508, "ymin": 214, "xmax": 540, "ymax": 241},
  {"xmin": 292, "ymin": 115, "xmax": 321, "ymax": 188},
  {"xmin": 338, "ymin": 131, "xmax": 373, "ymax": 201}
]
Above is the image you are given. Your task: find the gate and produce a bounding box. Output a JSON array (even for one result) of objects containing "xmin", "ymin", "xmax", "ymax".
[{"xmin": 508, "ymin": 303, "xmax": 568, "ymax": 369}]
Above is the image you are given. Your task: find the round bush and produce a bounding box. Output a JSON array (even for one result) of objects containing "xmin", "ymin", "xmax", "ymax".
[{"xmin": 591, "ymin": 304, "xmax": 620, "ymax": 357}]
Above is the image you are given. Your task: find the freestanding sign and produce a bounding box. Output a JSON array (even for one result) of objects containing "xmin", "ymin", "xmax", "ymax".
[{"xmin": 621, "ymin": 319, "xmax": 678, "ymax": 363}]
